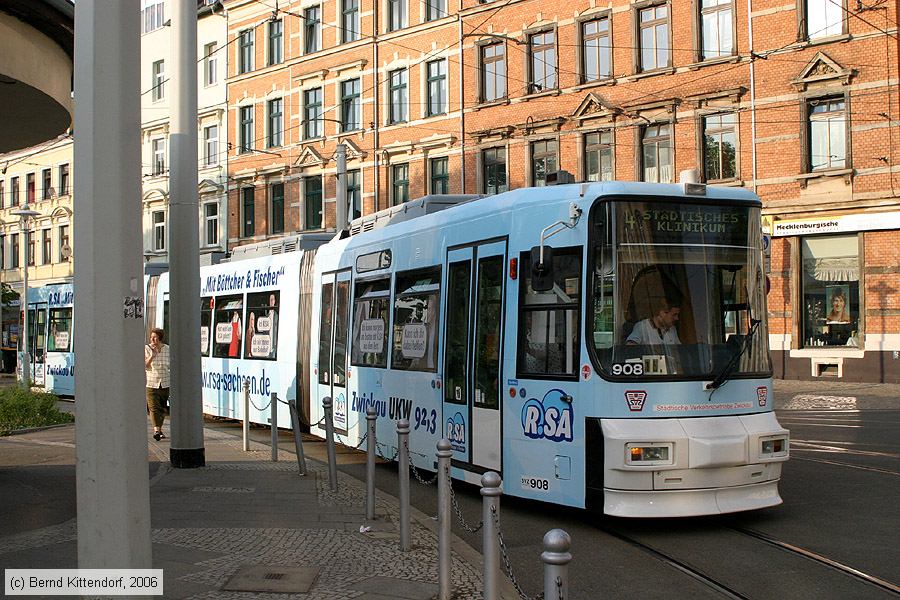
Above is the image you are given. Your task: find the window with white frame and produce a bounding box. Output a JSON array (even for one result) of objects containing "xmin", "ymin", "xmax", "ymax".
[
  {"xmin": 700, "ymin": 0, "xmax": 734, "ymax": 59},
  {"xmin": 389, "ymin": 69, "xmax": 408, "ymax": 124},
  {"xmin": 152, "ymin": 60, "xmax": 165, "ymax": 101},
  {"xmin": 268, "ymin": 19, "xmax": 283, "ymax": 65},
  {"xmin": 58, "ymin": 164, "xmax": 69, "ymax": 196},
  {"xmin": 426, "ymin": 60, "xmax": 447, "ymax": 116},
  {"xmin": 305, "ymin": 176, "xmax": 323, "ymax": 229},
  {"xmin": 341, "ymin": 0, "xmax": 360, "ymax": 43},
  {"xmin": 528, "ymin": 31, "xmax": 557, "ymax": 93},
  {"xmin": 239, "ymin": 105, "xmax": 254, "ymax": 153},
  {"xmin": 641, "ymin": 123, "xmax": 673, "ymax": 182},
  {"xmin": 42, "ymin": 169, "xmax": 52, "ymax": 200},
  {"xmin": 388, "ymin": 0, "xmax": 406, "ymax": 31},
  {"xmin": 267, "ymin": 98, "xmax": 283, "ymax": 148},
  {"xmin": 204, "ymin": 42, "xmax": 218, "ymax": 86},
  {"xmin": 703, "ymin": 113, "xmax": 737, "ymax": 180},
  {"xmin": 426, "ymin": 0, "xmax": 446, "ymax": 21},
  {"xmin": 348, "ymin": 170, "xmax": 362, "ymax": 219},
  {"xmin": 482, "ymin": 148, "xmax": 507, "ymax": 195},
  {"xmin": 585, "ymin": 130, "xmax": 614, "ymax": 181},
  {"xmin": 204, "ymin": 125, "xmax": 219, "ymax": 166},
  {"xmin": 392, "ymin": 164, "xmax": 409, "ymax": 205},
  {"xmin": 10, "ymin": 176, "xmax": 19, "ymax": 206},
  {"xmin": 638, "ymin": 4, "xmax": 670, "ymax": 71},
  {"xmin": 582, "ymin": 18, "xmax": 611, "ymax": 83},
  {"xmin": 807, "ymin": 0, "xmax": 844, "ymax": 38},
  {"xmin": 152, "ymin": 210, "xmax": 166, "ymax": 251},
  {"xmin": 480, "ymin": 43, "xmax": 506, "ymax": 102},
  {"xmin": 152, "ymin": 138, "xmax": 166, "ymax": 175},
  {"xmin": 41, "ymin": 229, "xmax": 51, "ymax": 265},
  {"xmin": 58, "ymin": 226, "xmax": 69, "ymax": 262},
  {"xmin": 271, "ymin": 183, "xmax": 285, "ymax": 234},
  {"xmin": 808, "ymin": 97, "xmax": 846, "ymax": 171},
  {"xmin": 531, "ymin": 139, "xmax": 558, "ymax": 186},
  {"xmin": 142, "ymin": 0, "xmax": 164, "ymax": 34},
  {"xmin": 430, "ymin": 157, "xmax": 449, "ymax": 194},
  {"xmin": 304, "ymin": 6, "xmax": 321, "ymax": 53},
  {"xmin": 204, "ymin": 202, "xmax": 219, "ymax": 246},
  {"xmin": 26, "ymin": 173, "xmax": 35, "ymax": 204},
  {"xmin": 304, "ymin": 88, "xmax": 323, "ymax": 139},
  {"xmin": 238, "ymin": 29, "xmax": 254, "ymax": 74},
  {"xmin": 11, "ymin": 233, "xmax": 19, "ymax": 268},
  {"xmin": 241, "ymin": 187, "xmax": 255, "ymax": 237},
  {"xmin": 341, "ymin": 79, "xmax": 361, "ymax": 132}
]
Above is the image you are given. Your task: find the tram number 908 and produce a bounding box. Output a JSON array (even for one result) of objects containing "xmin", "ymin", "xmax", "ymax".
[
  {"xmin": 611, "ymin": 362, "xmax": 644, "ymax": 376},
  {"xmin": 521, "ymin": 477, "xmax": 550, "ymax": 491}
]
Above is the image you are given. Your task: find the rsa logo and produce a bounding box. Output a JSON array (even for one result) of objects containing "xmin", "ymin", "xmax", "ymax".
[{"xmin": 521, "ymin": 389, "xmax": 573, "ymax": 442}]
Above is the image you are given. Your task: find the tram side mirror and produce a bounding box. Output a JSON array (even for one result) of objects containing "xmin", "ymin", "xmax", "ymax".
[{"xmin": 530, "ymin": 246, "xmax": 554, "ymax": 292}]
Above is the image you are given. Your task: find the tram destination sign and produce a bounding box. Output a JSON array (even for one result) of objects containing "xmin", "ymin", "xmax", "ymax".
[{"xmin": 617, "ymin": 201, "xmax": 750, "ymax": 246}]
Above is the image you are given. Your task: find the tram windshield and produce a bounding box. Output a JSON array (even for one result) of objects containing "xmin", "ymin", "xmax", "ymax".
[{"xmin": 589, "ymin": 199, "xmax": 771, "ymax": 380}]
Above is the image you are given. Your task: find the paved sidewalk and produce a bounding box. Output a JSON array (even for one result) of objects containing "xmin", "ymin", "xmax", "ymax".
[{"xmin": 0, "ymin": 419, "xmax": 506, "ymax": 600}]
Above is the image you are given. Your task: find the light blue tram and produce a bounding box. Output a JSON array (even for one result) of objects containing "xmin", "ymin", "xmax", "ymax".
[
  {"xmin": 18, "ymin": 282, "xmax": 75, "ymax": 395},
  {"xmin": 309, "ymin": 182, "xmax": 790, "ymax": 517}
]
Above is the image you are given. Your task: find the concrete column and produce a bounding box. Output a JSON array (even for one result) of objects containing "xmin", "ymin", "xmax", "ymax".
[
  {"xmin": 169, "ymin": 0, "xmax": 205, "ymax": 468},
  {"xmin": 73, "ymin": 0, "xmax": 152, "ymax": 569}
]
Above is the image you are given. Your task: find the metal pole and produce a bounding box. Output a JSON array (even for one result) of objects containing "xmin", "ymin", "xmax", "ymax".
[
  {"xmin": 397, "ymin": 418, "xmax": 410, "ymax": 552},
  {"xmin": 436, "ymin": 438, "xmax": 453, "ymax": 600},
  {"xmin": 271, "ymin": 392, "xmax": 278, "ymax": 462},
  {"xmin": 21, "ymin": 230, "xmax": 28, "ymax": 389},
  {"xmin": 288, "ymin": 399, "xmax": 308, "ymax": 475},
  {"xmin": 323, "ymin": 396, "xmax": 338, "ymax": 492},
  {"xmin": 541, "ymin": 529, "xmax": 572, "ymax": 600},
  {"xmin": 366, "ymin": 405, "xmax": 377, "ymax": 521},
  {"xmin": 242, "ymin": 379, "xmax": 250, "ymax": 452},
  {"xmin": 481, "ymin": 471, "xmax": 502, "ymax": 600},
  {"xmin": 335, "ymin": 144, "xmax": 348, "ymax": 231}
]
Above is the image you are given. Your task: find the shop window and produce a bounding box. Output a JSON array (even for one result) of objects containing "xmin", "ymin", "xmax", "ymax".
[{"xmin": 801, "ymin": 235, "xmax": 859, "ymax": 348}]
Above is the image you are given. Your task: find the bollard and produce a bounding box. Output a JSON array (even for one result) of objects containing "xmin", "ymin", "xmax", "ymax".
[
  {"xmin": 481, "ymin": 472, "xmax": 502, "ymax": 600},
  {"xmin": 242, "ymin": 379, "xmax": 250, "ymax": 452},
  {"xmin": 366, "ymin": 406, "xmax": 377, "ymax": 521},
  {"xmin": 541, "ymin": 529, "xmax": 572, "ymax": 600},
  {"xmin": 271, "ymin": 392, "xmax": 278, "ymax": 462},
  {"xmin": 397, "ymin": 419, "xmax": 410, "ymax": 552},
  {"xmin": 287, "ymin": 399, "xmax": 308, "ymax": 475},
  {"xmin": 323, "ymin": 397, "xmax": 338, "ymax": 492},
  {"xmin": 436, "ymin": 438, "xmax": 453, "ymax": 600}
]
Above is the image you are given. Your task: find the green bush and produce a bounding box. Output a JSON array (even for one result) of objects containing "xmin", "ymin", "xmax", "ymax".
[{"xmin": 0, "ymin": 386, "xmax": 73, "ymax": 435}]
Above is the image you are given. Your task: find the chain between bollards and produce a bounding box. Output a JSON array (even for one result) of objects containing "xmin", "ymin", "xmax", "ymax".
[
  {"xmin": 366, "ymin": 406, "xmax": 377, "ymax": 521},
  {"xmin": 397, "ymin": 419, "xmax": 410, "ymax": 552},
  {"xmin": 323, "ymin": 397, "xmax": 338, "ymax": 492},
  {"xmin": 271, "ymin": 392, "xmax": 278, "ymax": 462},
  {"xmin": 242, "ymin": 379, "xmax": 250, "ymax": 452},
  {"xmin": 287, "ymin": 399, "xmax": 308, "ymax": 475},
  {"xmin": 436, "ymin": 438, "xmax": 453, "ymax": 600}
]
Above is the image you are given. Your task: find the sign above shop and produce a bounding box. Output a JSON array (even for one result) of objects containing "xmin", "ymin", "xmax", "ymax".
[{"xmin": 772, "ymin": 211, "xmax": 900, "ymax": 237}]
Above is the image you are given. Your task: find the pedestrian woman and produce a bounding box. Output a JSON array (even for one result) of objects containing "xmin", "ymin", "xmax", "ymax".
[{"xmin": 145, "ymin": 327, "xmax": 170, "ymax": 441}]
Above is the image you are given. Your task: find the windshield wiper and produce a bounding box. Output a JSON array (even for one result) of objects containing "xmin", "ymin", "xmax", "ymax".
[{"xmin": 706, "ymin": 318, "xmax": 761, "ymax": 390}]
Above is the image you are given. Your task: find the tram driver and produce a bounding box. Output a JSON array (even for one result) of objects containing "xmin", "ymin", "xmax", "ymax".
[{"xmin": 626, "ymin": 296, "xmax": 682, "ymax": 346}]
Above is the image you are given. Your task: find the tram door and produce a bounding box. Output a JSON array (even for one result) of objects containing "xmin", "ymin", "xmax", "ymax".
[
  {"xmin": 316, "ymin": 270, "xmax": 351, "ymax": 434},
  {"xmin": 25, "ymin": 304, "xmax": 47, "ymax": 385},
  {"xmin": 443, "ymin": 240, "xmax": 506, "ymax": 472}
]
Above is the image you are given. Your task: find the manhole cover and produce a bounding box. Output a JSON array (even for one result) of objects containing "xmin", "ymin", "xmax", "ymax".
[{"xmin": 223, "ymin": 565, "xmax": 320, "ymax": 593}]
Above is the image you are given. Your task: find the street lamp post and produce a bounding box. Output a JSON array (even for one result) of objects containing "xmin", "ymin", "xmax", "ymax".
[{"xmin": 12, "ymin": 204, "xmax": 40, "ymax": 389}]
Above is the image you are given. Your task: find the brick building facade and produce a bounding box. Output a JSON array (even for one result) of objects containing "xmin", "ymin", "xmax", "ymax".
[{"xmin": 224, "ymin": 0, "xmax": 899, "ymax": 382}]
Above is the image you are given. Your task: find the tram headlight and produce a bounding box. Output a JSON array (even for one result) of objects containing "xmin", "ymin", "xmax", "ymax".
[
  {"xmin": 760, "ymin": 436, "xmax": 788, "ymax": 457},
  {"xmin": 626, "ymin": 443, "xmax": 673, "ymax": 465}
]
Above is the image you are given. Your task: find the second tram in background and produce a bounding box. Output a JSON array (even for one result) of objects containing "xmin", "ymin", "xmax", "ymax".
[{"xmin": 17, "ymin": 282, "xmax": 75, "ymax": 396}]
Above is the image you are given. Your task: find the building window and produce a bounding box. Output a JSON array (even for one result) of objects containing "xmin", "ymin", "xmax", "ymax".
[
  {"xmin": 26, "ymin": 173, "xmax": 35, "ymax": 204},
  {"xmin": 152, "ymin": 211, "xmax": 166, "ymax": 251},
  {"xmin": 585, "ymin": 131, "xmax": 614, "ymax": 181},
  {"xmin": 641, "ymin": 123, "xmax": 673, "ymax": 183},
  {"xmin": 141, "ymin": 0, "xmax": 164, "ymax": 34},
  {"xmin": 241, "ymin": 187, "xmax": 255, "ymax": 237},
  {"xmin": 152, "ymin": 138, "xmax": 166, "ymax": 175},
  {"xmin": 271, "ymin": 183, "xmax": 285, "ymax": 234},
  {"xmin": 26, "ymin": 231, "xmax": 35, "ymax": 266},
  {"xmin": 388, "ymin": 69, "xmax": 408, "ymax": 124},
  {"xmin": 348, "ymin": 170, "xmax": 362, "ymax": 219},
  {"xmin": 392, "ymin": 164, "xmax": 409, "ymax": 205},
  {"xmin": 58, "ymin": 226, "xmax": 69, "ymax": 262},
  {"xmin": 0, "ymin": 235, "xmax": 5, "ymax": 269},
  {"xmin": 42, "ymin": 169, "xmax": 52, "ymax": 200},
  {"xmin": 341, "ymin": 0, "xmax": 359, "ymax": 43},
  {"xmin": 305, "ymin": 176, "xmax": 323, "ymax": 229},
  {"xmin": 802, "ymin": 235, "xmax": 859, "ymax": 348},
  {"xmin": 480, "ymin": 43, "xmax": 506, "ymax": 102},
  {"xmin": 267, "ymin": 98, "xmax": 283, "ymax": 148},
  {"xmin": 639, "ymin": 5, "xmax": 670, "ymax": 71},
  {"xmin": 807, "ymin": 0, "xmax": 844, "ymax": 38},
  {"xmin": 42, "ymin": 229, "xmax": 51, "ymax": 265},
  {"xmin": 483, "ymin": 148, "xmax": 507, "ymax": 195},
  {"xmin": 204, "ymin": 202, "xmax": 219, "ymax": 246},
  {"xmin": 388, "ymin": 0, "xmax": 407, "ymax": 30},
  {"xmin": 204, "ymin": 42, "xmax": 218, "ymax": 86},
  {"xmin": 304, "ymin": 6, "xmax": 321, "ymax": 53},
  {"xmin": 268, "ymin": 19, "xmax": 283, "ymax": 66},
  {"xmin": 700, "ymin": 0, "xmax": 734, "ymax": 59},
  {"xmin": 582, "ymin": 18, "xmax": 611, "ymax": 83},
  {"xmin": 0, "ymin": 181, "xmax": 4, "ymax": 208},
  {"xmin": 10, "ymin": 177, "xmax": 19, "ymax": 206},
  {"xmin": 430, "ymin": 157, "xmax": 449, "ymax": 194},
  {"xmin": 341, "ymin": 79, "xmax": 361, "ymax": 132},
  {"xmin": 11, "ymin": 234, "xmax": 19, "ymax": 269},
  {"xmin": 304, "ymin": 88, "xmax": 323, "ymax": 139},
  {"xmin": 529, "ymin": 31, "xmax": 557, "ymax": 93},
  {"xmin": 151, "ymin": 60, "xmax": 165, "ymax": 101},
  {"xmin": 58, "ymin": 164, "xmax": 69, "ymax": 196},
  {"xmin": 531, "ymin": 139, "xmax": 558, "ymax": 186},
  {"xmin": 426, "ymin": 60, "xmax": 447, "ymax": 117},
  {"xmin": 809, "ymin": 98, "xmax": 846, "ymax": 171},
  {"xmin": 204, "ymin": 125, "xmax": 219, "ymax": 166},
  {"xmin": 238, "ymin": 29, "xmax": 254, "ymax": 74},
  {"xmin": 239, "ymin": 105, "xmax": 254, "ymax": 153},
  {"xmin": 703, "ymin": 113, "xmax": 737, "ymax": 180},
  {"xmin": 426, "ymin": 0, "xmax": 446, "ymax": 21}
]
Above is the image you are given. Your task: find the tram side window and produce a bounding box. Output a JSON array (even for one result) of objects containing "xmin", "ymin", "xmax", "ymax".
[
  {"xmin": 351, "ymin": 278, "xmax": 390, "ymax": 368},
  {"xmin": 244, "ymin": 291, "xmax": 279, "ymax": 360},
  {"xmin": 213, "ymin": 295, "xmax": 244, "ymax": 358},
  {"xmin": 318, "ymin": 283, "xmax": 333, "ymax": 384},
  {"xmin": 333, "ymin": 281, "xmax": 350, "ymax": 386},
  {"xmin": 200, "ymin": 298, "xmax": 212, "ymax": 357},
  {"xmin": 47, "ymin": 308, "xmax": 73, "ymax": 352},
  {"xmin": 391, "ymin": 267, "xmax": 441, "ymax": 372},
  {"xmin": 518, "ymin": 249, "xmax": 582, "ymax": 378}
]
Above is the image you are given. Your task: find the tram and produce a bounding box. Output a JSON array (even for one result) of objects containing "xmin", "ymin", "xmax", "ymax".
[
  {"xmin": 308, "ymin": 181, "xmax": 790, "ymax": 517},
  {"xmin": 17, "ymin": 282, "xmax": 75, "ymax": 396}
]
